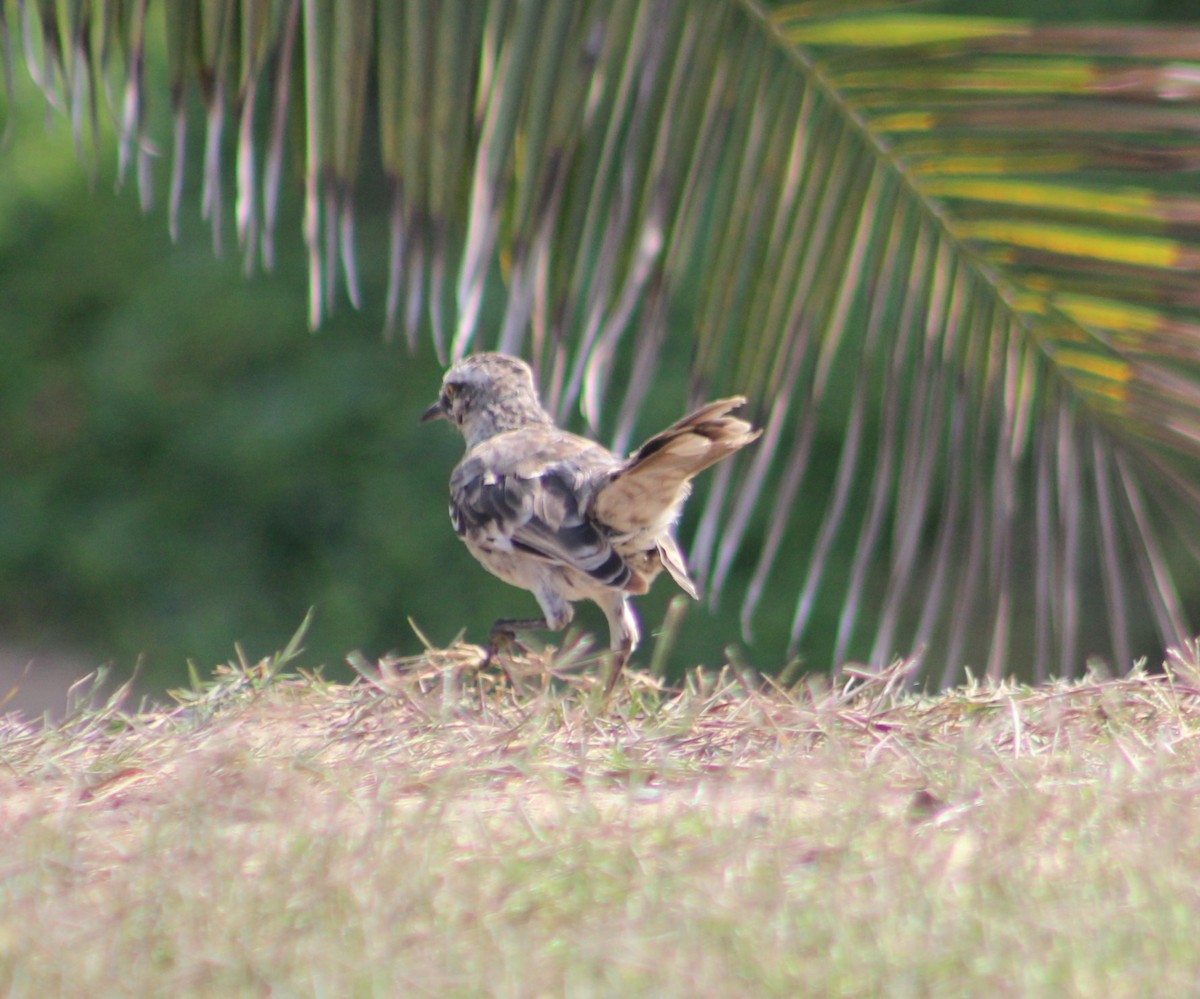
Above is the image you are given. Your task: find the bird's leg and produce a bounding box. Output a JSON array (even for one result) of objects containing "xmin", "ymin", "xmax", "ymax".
[
  {"xmin": 599, "ymin": 594, "xmax": 640, "ymax": 697},
  {"xmin": 486, "ymin": 590, "xmax": 574, "ymax": 666},
  {"xmin": 603, "ymin": 646, "xmax": 632, "ymax": 696},
  {"xmin": 482, "ymin": 589, "xmax": 576, "ymax": 689}
]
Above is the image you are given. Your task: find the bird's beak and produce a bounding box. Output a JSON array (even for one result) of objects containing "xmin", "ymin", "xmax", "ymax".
[{"xmin": 420, "ymin": 400, "xmax": 447, "ymax": 424}]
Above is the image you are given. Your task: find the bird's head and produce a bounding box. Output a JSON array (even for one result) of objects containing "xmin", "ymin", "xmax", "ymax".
[{"xmin": 421, "ymin": 353, "xmax": 551, "ymax": 446}]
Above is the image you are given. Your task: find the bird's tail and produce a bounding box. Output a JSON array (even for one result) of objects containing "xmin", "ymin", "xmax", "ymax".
[{"xmin": 595, "ymin": 397, "xmax": 761, "ymax": 537}]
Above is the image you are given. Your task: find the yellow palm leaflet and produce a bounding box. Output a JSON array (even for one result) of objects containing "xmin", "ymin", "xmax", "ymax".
[
  {"xmin": 1053, "ymin": 351, "xmax": 1131, "ymax": 382},
  {"xmin": 1053, "ymin": 350, "xmax": 1132, "ymax": 402},
  {"xmin": 957, "ymin": 220, "xmax": 1183, "ymax": 269},
  {"xmin": 779, "ymin": 14, "xmax": 1023, "ymax": 47},
  {"xmin": 1009, "ymin": 292, "xmax": 1049, "ymax": 316},
  {"xmin": 1054, "ymin": 294, "xmax": 1163, "ymax": 335},
  {"xmin": 922, "ymin": 179, "xmax": 1161, "ymax": 222},
  {"xmin": 834, "ymin": 60, "xmax": 1097, "ymax": 94},
  {"xmin": 871, "ymin": 111, "xmax": 936, "ymax": 133},
  {"xmin": 907, "ymin": 153, "xmax": 1090, "ymax": 174}
]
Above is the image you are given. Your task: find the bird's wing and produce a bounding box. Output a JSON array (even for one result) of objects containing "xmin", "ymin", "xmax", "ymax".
[{"xmin": 450, "ymin": 436, "xmax": 633, "ymax": 591}]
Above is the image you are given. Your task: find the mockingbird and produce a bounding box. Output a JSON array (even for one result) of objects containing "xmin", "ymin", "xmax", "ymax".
[{"xmin": 422, "ymin": 352, "xmax": 760, "ymax": 690}]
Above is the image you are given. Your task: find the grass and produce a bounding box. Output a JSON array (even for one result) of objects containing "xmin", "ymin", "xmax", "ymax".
[{"xmin": 3, "ymin": 636, "xmax": 1200, "ymax": 997}]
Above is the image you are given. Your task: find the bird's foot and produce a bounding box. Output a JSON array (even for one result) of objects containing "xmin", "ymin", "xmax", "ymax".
[{"xmin": 482, "ymin": 617, "xmax": 550, "ymax": 689}]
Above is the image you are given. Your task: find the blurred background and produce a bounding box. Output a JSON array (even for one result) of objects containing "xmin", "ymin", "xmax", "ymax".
[{"xmin": 0, "ymin": 0, "xmax": 1196, "ymax": 715}]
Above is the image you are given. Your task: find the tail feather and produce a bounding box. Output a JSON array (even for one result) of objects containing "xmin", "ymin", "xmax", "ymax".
[
  {"xmin": 657, "ymin": 533, "xmax": 700, "ymax": 600},
  {"xmin": 595, "ymin": 396, "xmax": 761, "ymax": 534}
]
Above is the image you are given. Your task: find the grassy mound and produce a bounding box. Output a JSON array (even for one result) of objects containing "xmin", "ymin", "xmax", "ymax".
[{"xmin": 3, "ymin": 640, "xmax": 1200, "ymax": 997}]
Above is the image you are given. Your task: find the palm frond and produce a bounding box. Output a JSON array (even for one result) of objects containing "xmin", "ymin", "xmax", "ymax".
[{"xmin": 6, "ymin": 0, "xmax": 1200, "ymax": 682}]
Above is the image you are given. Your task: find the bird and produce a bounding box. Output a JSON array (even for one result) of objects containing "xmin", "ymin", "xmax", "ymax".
[{"xmin": 422, "ymin": 352, "xmax": 761, "ymax": 691}]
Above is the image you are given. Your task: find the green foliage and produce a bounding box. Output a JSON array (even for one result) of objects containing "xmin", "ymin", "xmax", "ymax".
[{"xmin": 0, "ymin": 100, "xmax": 439, "ymax": 680}]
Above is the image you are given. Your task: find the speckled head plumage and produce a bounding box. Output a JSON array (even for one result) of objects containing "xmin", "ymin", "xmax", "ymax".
[{"xmin": 421, "ymin": 353, "xmax": 552, "ymax": 447}]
